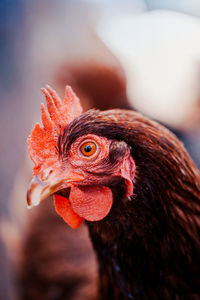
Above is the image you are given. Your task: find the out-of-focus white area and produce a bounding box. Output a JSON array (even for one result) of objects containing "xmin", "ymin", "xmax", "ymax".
[
  {"xmin": 98, "ymin": 10, "xmax": 200, "ymax": 127},
  {"xmin": 146, "ymin": 0, "xmax": 200, "ymax": 17}
]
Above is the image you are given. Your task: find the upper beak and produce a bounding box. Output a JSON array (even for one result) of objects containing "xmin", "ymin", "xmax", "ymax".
[{"xmin": 27, "ymin": 172, "xmax": 84, "ymax": 208}]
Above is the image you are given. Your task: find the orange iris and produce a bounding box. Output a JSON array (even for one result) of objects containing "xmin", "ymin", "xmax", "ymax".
[{"xmin": 80, "ymin": 141, "xmax": 97, "ymax": 157}]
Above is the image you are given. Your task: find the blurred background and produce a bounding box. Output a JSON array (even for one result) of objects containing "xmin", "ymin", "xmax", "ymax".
[{"xmin": 0, "ymin": 0, "xmax": 200, "ymax": 299}]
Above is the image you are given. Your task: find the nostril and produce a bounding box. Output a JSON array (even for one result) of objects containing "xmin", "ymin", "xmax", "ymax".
[{"xmin": 42, "ymin": 168, "xmax": 53, "ymax": 180}]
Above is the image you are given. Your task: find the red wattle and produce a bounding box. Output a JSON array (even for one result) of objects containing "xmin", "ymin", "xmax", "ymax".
[
  {"xmin": 54, "ymin": 194, "xmax": 83, "ymax": 229},
  {"xmin": 69, "ymin": 185, "xmax": 113, "ymax": 221}
]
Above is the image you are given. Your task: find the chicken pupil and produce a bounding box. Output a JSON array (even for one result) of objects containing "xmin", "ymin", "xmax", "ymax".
[{"xmin": 84, "ymin": 145, "xmax": 92, "ymax": 152}]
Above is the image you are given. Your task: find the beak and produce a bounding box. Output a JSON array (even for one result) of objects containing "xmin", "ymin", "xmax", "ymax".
[{"xmin": 27, "ymin": 172, "xmax": 84, "ymax": 208}]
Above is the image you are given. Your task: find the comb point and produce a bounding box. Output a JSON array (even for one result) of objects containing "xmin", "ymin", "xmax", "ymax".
[
  {"xmin": 41, "ymin": 87, "xmax": 46, "ymax": 94},
  {"xmin": 64, "ymin": 85, "xmax": 75, "ymax": 106},
  {"xmin": 42, "ymin": 88, "xmax": 59, "ymax": 122},
  {"xmin": 41, "ymin": 103, "xmax": 53, "ymax": 130},
  {"xmin": 45, "ymin": 84, "xmax": 62, "ymax": 109},
  {"xmin": 64, "ymin": 85, "xmax": 82, "ymax": 116}
]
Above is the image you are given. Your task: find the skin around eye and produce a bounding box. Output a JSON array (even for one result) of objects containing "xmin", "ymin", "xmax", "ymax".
[
  {"xmin": 80, "ymin": 141, "xmax": 97, "ymax": 157},
  {"xmin": 68, "ymin": 134, "xmax": 111, "ymax": 167}
]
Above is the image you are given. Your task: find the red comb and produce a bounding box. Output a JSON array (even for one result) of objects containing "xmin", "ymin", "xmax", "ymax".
[{"xmin": 27, "ymin": 85, "xmax": 82, "ymax": 174}]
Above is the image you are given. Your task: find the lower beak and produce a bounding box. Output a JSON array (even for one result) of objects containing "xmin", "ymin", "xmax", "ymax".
[{"xmin": 27, "ymin": 174, "xmax": 82, "ymax": 208}]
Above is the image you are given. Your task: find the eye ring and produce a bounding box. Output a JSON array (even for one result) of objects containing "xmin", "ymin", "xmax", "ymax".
[{"xmin": 80, "ymin": 141, "xmax": 97, "ymax": 157}]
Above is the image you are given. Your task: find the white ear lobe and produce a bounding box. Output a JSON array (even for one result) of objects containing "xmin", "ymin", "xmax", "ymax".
[{"xmin": 120, "ymin": 155, "xmax": 136, "ymax": 198}]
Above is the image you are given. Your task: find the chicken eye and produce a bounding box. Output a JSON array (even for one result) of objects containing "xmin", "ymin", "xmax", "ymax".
[{"xmin": 80, "ymin": 141, "xmax": 97, "ymax": 157}]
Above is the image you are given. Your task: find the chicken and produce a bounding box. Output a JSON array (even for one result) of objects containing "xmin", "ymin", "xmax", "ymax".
[{"xmin": 26, "ymin": 85, "xmax": 200, "ymax": 300}]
